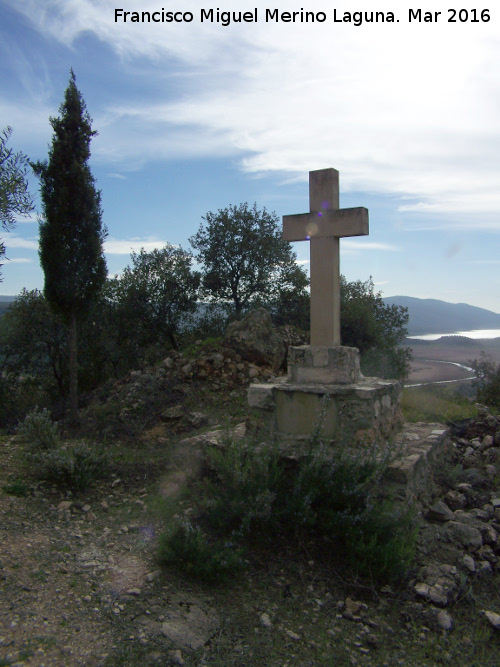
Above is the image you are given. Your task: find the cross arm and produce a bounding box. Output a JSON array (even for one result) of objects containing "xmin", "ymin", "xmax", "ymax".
[{"xmin": 282, "ymin": 207, "xmax": 369, "ymax": 242}]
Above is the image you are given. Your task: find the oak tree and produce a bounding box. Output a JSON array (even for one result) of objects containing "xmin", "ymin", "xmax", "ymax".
[
  {"xmin": 190, "ymin": 202, "xmax": 308, "ymax": 317},
  {"xmin": 0, "ymin": 126, "xmax": 35, "ymax": 277}
]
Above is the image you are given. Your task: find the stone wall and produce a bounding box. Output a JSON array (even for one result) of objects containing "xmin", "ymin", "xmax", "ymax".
[{"xmin": 248, "ymin": 376, "xmax": 403, "ymax": 453}]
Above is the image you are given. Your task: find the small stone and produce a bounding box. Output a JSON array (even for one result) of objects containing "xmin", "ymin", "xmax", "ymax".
[
  {"xmin": 444, "ymin": 521, "xmax": 483, "ymax": 550},
  {"xmin": 169, "ymin": 649, "xmax": 185, "ymax": 665},
  {"xmin": 161, "ymin": 405, "xmax": 184, "ymax": 421},
  {"xmin": 483, "ymin": 610, "xmax": 500, "ymax": 630},
  {"xmin": 82, "ymin": 504, "xmax": 91, "ymax": 513},
  {"xmin": 285, "ymin": 629, "xmax": 301, "ymax": 641},
  {"xmin": 478, "ymin": 545, "xmax": 497, "ymax": 563},
  {"xmin": 462, "ymin": 555, "xmax": 476, "ymax": 572},
  {"xmin": 127, "ymin": 588, "xmax": 141, "ymax": 596},
  {"xmin": 445, "ymin": 490, "xmax": 467, "ymax": 511},
  {"xmin": 480, "ymin": 524, "xmax": 498, "ymax": 545},
  {"xmin": 101, "ymin": 500, "xmax": 109, "ymax": 511},
  {"xmin": 482, "ymin": 435, "xmax": 494, "ymax": 448},
  {"xmin": 260, "ymin": 612, "xmax": 272, "ymax": 628},
  {"xmin": 57, "ymin": 501, "xmax": 73, "ymax": 511},
  {"xmin": 345, "ymin": 597, "xmax": 367, "ymax": 616},
  {"xmin": 477, "ymin": 560, "xmax": 492, "ymax": 575},
  {"xmin": 81, "ymin": 561, "xmax": 99, "ymax": 569},
  {"xmin": 146, "ymin": 570, "xmax": 160, "ymax": 583},
  {"xmin": 426, "ymin": 501, "xmax": 455, "ymax": 522},
  {"xmin": 436, "ymin": 610, "xmax": 453, "ymax": 630}
]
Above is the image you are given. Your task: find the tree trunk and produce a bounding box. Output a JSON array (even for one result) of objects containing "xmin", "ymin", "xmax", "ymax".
[
  {"xmin": 168, "ymin": 330, "xmax": 178, "ymax": 350},
  {"xmin": 68, "ymin": 308, "xmax": 79, "ymax": 422}
]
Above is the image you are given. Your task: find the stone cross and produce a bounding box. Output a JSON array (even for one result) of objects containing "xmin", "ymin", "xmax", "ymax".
[{"xmin": 283, "ymin": 168, "xmax": 369, "ymax": 347}]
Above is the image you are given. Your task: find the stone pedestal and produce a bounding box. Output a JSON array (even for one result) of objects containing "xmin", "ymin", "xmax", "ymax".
[
  {"xmin": 287, "ymin": 345, "xmax": 363, "ymax": 384},
  {"xmin": 248, "ymin": 345, "xmax": 403, "ymax": 453}
]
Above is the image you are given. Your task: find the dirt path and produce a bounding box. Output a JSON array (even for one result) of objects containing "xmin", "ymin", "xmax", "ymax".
[{"xmin": 0, "ymin": 435, "xmax": 163, "ymax": 666}]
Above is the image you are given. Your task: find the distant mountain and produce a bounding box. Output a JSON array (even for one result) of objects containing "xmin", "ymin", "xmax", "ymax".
[{"xmin": 383, "ymin": 296, "xmax": 500, "ymax": 336}]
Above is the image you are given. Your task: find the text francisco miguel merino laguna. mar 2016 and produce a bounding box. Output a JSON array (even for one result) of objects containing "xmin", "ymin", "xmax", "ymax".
[{"xmin": 114, "ymin": 7, "xmax": 492, "ymax": 26}]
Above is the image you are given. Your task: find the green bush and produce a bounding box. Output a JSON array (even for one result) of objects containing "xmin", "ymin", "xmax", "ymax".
[
  {"xmin": 18, "ymin": 407, "xmax": 60, "ymax": 452},
  {"xmin": 158, "ymin": 516, "xmax": 246, "ymax": 582},
  {"xmin": 29, "ymin": 440, "xmax": 109, "ymax": 491},
  {"xmin": 159, "ymin": 432, "xmax": 416, "ymax": 583},
  {"xmin": 471, "ymin": 353, "xmax": 500, "ymax": 411},
  {"xmin": 202, "ymin": 437, "xmax": 284, "ymax": 537}
]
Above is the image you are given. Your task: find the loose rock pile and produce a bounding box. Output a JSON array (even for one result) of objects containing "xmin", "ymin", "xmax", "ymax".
[{"xmin": 411, "ymin": 404, "xmax": 500, "ymax": 631}]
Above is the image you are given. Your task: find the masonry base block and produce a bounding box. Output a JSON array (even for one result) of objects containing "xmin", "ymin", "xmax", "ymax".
[{"xmin": 248, "ymin": 376, "xmax": 403, "ymax": 450}]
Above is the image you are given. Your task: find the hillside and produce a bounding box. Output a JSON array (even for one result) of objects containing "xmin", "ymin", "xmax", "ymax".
[{"xmin": 384, "ymin": 295, "xmax": 500, "ymax": 335}]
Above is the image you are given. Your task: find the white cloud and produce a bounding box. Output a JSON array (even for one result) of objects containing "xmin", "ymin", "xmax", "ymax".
[
  {"xmin": 6, "ymin": 257, "xmax": 32, "ymax": 264},
  {"xmin": 4, "ymin": 0, "xmax": 500, "ymax": 226},
  {"xmin": 343, "ymin": 241, "xmax": 399, "ymax": 252},
  {"xmin": 4, "ymin": 236, "xmax": 38, "ymax": 250},
  {"xmin": 104, "ymin": 237, "xmax": 171, "ymax": 254}
]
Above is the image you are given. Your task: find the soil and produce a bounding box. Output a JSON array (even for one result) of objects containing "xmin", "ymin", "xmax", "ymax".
[
  {"xmin": 1, "ymin": 418, "xmax": 500, "ymax": 666},
  {"xmin": 406, "ymin": 337, "xmax": 500, "ymax": 385}
]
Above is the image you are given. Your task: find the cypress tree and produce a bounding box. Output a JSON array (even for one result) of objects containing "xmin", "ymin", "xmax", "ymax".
[{"xmin": 33, "ymin": 70, "xmax": 107, "ymax": 421}]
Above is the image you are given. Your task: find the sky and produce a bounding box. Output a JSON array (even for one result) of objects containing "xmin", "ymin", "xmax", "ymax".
[{"xmin": 1, "ymin": 0, "xmax": 499, "ymax": 313}]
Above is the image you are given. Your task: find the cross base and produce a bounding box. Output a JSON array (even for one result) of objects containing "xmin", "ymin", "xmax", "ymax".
[
  {"xmin": 247, "ymin": 375, "xmax": 403, "ymax": 452},
  {"xmin": 287, "ymin": 345, "xmax": 363, "ymax": 385}
]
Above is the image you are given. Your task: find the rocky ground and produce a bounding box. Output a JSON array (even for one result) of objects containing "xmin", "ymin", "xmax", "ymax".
[
  {"xmin": 1, "ymin": 313, "xmax": 500, "ymax": 667},
  {"xmin": 1, "ymin": 401, "xmax": 500, "ymax": 667}
]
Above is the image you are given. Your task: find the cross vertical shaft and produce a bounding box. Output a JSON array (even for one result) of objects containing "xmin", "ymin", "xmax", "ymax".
[
  {"xmin": 309, "ymin": 169, "xmax": 341, "ymax": 346},
  {"xmin": 282, "ymin": 168, "xmax": 369, "ymax": 347}
]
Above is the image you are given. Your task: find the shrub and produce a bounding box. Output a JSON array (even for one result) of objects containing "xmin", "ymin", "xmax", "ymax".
[
  {"xmin": 157, "ymin": 516, "xmax": 246, "ymax": 582},
  {"xmin": 29, "ymin": 440, "xmax": 109, "ymax": 491},
  {"xmin": 471, "ymin": 353, "xmax": 500, "ymax": 411},
  {"xmin": 159, "ymin": 431, "xmax": 416, "ymax": 583},
  {"xmin": 18, "ymin": 407, "xmax": 59, "ymax": 452},
  {"xmin": 202, "ymin": 436, "xmax": 284, "ymax": 537}
]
